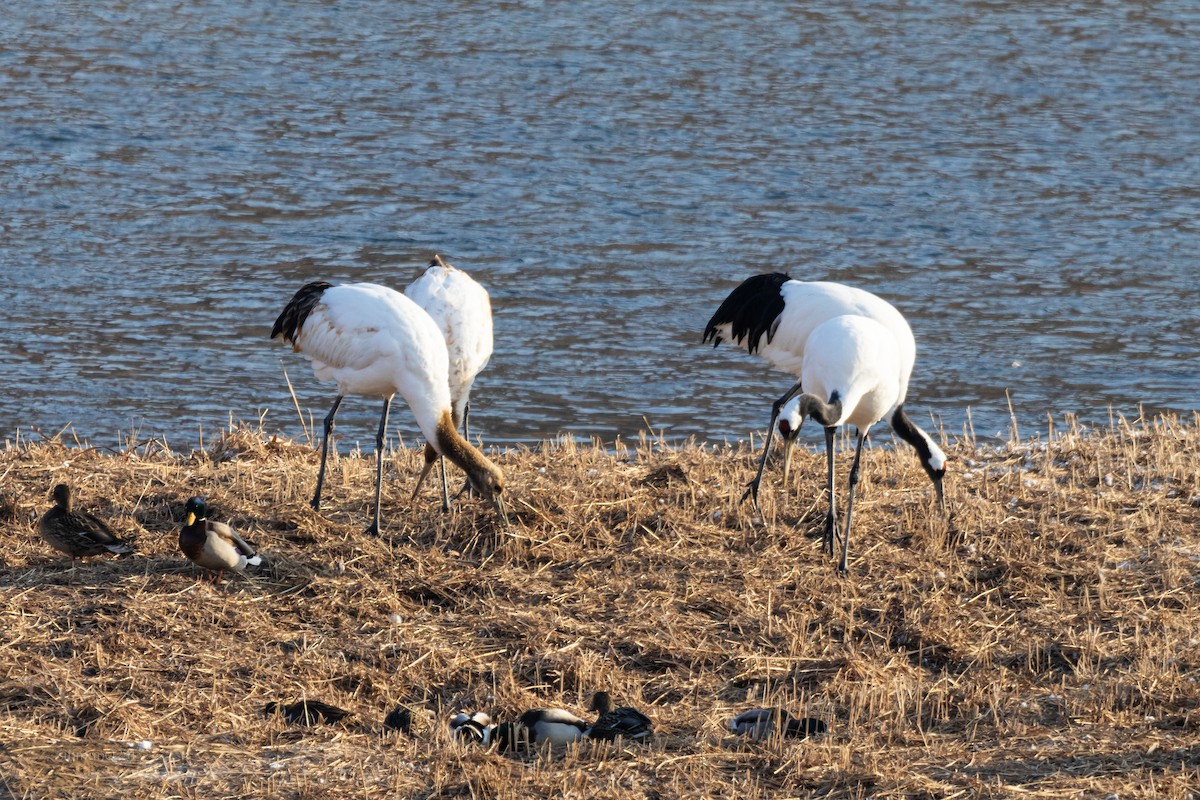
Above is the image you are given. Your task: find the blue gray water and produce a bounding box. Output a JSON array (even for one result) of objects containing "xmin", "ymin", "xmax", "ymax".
[{"xmin": 2, "ymin": 2, "xmax": 1198, "ymax": 450}]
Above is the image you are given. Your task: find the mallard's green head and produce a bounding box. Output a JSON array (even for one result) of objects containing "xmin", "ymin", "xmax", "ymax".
[{"xmin": 184, "ymin": 497, "xmax": 208, "ymax": 527}]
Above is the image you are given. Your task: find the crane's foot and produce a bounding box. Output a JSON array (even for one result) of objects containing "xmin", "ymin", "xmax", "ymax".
[
  {"xmin": 739, "ymin": 481, "xmax": 764, "ymax": 517},
  {"xmin": 822, "ymin": 512, "xmax": 838, "ymax": 557},
  {"xmin": 363, "ymin": 521, "xmax": 381, "ymax": 537}
]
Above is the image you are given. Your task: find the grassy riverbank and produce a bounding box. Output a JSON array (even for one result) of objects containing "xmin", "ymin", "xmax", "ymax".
[{"xmin": 2, "ymin": 416, "xmax": 1199, "ymax": 798}]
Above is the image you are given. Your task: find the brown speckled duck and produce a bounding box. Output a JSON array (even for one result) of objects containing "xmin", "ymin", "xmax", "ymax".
[
  {"xmin": 179, "ymin": 497, "xmax": 263, "ymax": 582},
  {"xmin": 38, "ymin": 484, "xmax": 133, "ymax": 562}
]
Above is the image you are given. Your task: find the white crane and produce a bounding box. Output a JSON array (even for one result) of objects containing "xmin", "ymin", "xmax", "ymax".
[
  {"xmin": 271, "ymin": 281, "xmax": 507, "ymax": 534},
  {"xmin": 404, "ymin": 254, "xmax": 495, "ymax": 511},
  {"xmin": 702, "ymin": 272, "xmax": 945, "ymax": 526},
  {"xmin": 782, "ymin": 314, "xmax": 946, "ymax": 571}
]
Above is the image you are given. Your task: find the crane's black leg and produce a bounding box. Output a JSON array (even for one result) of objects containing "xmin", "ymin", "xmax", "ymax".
[
  {"xmin": 822, "ymin": 426, "xmax": 837, "ymax": 556},
  {"xmin": 839, "ymin": 430, "xmax": 868, "ymax": 574},
  {"xmin": 312, "ymin": 394, "xmax": 344, "ymax": 510},
  {"xmin": 365, "ymin": 396, "xmax": 391, "ymax": 536},
  {"xmin": 741, "ymin": 380, "xmax": 805, "ymax": 515},
  {"xmin": 438, "ymin": 456, "xmax": 451, "ymax": 512}
]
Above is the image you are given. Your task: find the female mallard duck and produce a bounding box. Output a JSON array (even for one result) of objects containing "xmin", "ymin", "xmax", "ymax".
[
  {"xmin": 39, "ymin": 484, "xmax": 133, "ymax": 562},
  {"xmin": 493, "ymin": 707, "xmax": 589, "ymax": 752},
  {"xmin": 449, "ymin": 711, "xmax": 494, "ymax": 744},
  {"xmin": 587, "ymin": 691, "xmax": 653, "ymax": 742},
  {"xmin": 730, "ymin": 707, "xmax": 827, "ymax": 740},
  {"xmin": 179, "ymin": 497, "xmax": 263, "ymax": 582}
]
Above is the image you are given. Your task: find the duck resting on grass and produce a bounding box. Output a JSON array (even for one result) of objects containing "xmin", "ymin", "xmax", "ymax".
[
  {"xmin": 384, "ymin": 706, "xmax": 413, "ymax": 735},
  {"xmin": 492, "ymin": 707, "xmax": 589, "ymax": 752},
  {"xmin": 38, "ymin": 484, "xmax": 134, "ymax": 564},
  {"xmin": 264, "ymin": 699, "xmax": 352, "ymax": 726},
  {"xmin": 586, "ymin": 691, "xmax": 653, "ymax": 742},
  {"xmin": 179, "ymin": 497, "xmax": 263, "ymax": 583},
  {"xmin": 730, "ymin": 707, "xmax": 827, "ymax": 741},
  {"xmin": 449, "ymin": 711, "xmax": 495, "ymax": 744}
]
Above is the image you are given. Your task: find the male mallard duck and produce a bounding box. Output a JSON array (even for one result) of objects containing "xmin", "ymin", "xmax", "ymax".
[
  {"xmin": 730, "ymin": 707, "xmax": 827, "ymax": 740},
  {"xmin": 587, "ymin": 691, "xmax": 653, "ymax": 742},
  {"xmin": 39, "ymin": 484, "xmax": 133, "ymax": 562},
  {"xmin": 493, "ymin": 707, "xmax": 589, "ymax": 752},
  {"xmin": 264, "ymin": 699, "xmax": 351, "ymax": 726},
  {"xmin": 179, "ymin": 497, "xmax": 262, "ymax": 582},
  {"xmin": 449, "ymin": 711, "xmax": 494, "ymax": 744}
]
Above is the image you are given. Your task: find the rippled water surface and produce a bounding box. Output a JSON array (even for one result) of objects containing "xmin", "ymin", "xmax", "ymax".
[{"xmin": 3, "ymin": 1, "xmax": 1198, "ymax": 449}]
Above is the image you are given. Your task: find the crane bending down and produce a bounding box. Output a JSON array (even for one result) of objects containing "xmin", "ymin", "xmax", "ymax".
[
  {"xmin": 701, "ymin": 272, "xmax": 945, "ymax": 528},
  {"xmin": 782, "ymin": 314, "xmax": 945, "ymax": 571},
  {"xmin": 405, "ymin": 255, "xmax": 495, "ymax": 511},
  {"xmin": 271, "ymin": 281, "xmax": 507, "ymax": 533}
]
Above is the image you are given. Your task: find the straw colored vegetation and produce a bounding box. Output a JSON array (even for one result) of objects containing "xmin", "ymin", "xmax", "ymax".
[{"xmin": 1, "ymin": 415, "xmax": 1199, "ymax": 799}]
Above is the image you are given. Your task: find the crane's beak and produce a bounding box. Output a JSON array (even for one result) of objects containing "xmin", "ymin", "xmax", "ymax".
[
  {"xmin": 781, "ymin": 440, "xmax": 795, "ymax": 485},
  {"xmin": 934, "ymin": 474, "xmax": 946, "ymax": 511}
]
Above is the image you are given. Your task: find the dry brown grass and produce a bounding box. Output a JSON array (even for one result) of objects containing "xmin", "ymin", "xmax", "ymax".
[{"xmin": 1, "ymin": 414, "xmax": 1199, "ymax": 799}]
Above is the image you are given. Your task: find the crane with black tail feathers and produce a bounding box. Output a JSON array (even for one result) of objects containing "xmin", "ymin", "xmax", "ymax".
[
  {"xmin": 702, "ymin": 273, "xmax": 946, "ymax": 552},
  {"xmin": 271, "ymin": 281, "xmax": 508, "ymax": 534}
]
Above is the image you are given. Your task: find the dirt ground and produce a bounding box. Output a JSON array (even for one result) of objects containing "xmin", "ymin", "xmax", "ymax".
[{"xmin": 1, "ymin": 415, "xmax": 1198, "ymax": 799}]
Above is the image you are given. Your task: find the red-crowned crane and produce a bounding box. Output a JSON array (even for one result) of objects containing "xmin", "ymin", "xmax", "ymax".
[
  {"xmin": 783, "ymin": 314, "xmax": 946, "ymax": 571},
  {"xmin": 271, "ymin": 281, "xmax": 507, "ymax": 534},
  {"xmin": 702, "ymin": 273, "xmax": 945, "ymax": 535},
  {"xmin": 404, "ymin": 255, "xmax": 495, "ymax": 511}
]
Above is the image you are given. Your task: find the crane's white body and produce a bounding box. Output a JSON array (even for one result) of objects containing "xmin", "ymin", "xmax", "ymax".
[
  {"xmin": 703, "ymin": 272, "xmax": 946, "ymax": 561},
  {"xmin": 290, "ymin": 282, "xmax": 451, "ymax": 445},
  {"xmin": 273, "ymin": 279, "xmax": 508, "ymax": 532},
  {"xmin": 710, "ymin": 279, "xmax": 916, "ymax": 402},
  {"xmin": 405, "ymin": 259, "xmax": 494, "ymax": 428},
  {"xmin": 797, "ymin": 315, "xmax": 903, "ymax": 430}
]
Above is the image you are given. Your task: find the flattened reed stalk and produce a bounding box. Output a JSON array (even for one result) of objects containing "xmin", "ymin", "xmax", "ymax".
[{"xmin": 2, "ymin": 415, "xmax": 1200, "ymax": 798}]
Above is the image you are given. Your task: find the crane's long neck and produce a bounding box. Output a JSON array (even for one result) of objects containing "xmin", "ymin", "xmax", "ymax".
[
  {"xmin": 431, "ymin": 409, "xmax": 505, "ymax": 495},
  {"xmin": 891, "ymin": 405, "xmax": 947, "ymax": 506}
]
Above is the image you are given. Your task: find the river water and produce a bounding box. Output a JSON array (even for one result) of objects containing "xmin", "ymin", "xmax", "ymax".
[{"xmin": 3, "ymin": 1, "xmax": 1198, "ymax": 450}]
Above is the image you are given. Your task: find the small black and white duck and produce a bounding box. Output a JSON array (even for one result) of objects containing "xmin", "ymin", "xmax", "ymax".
[
  {"xmin": 493, "ymin": 708, "xmax": 589, "ymax": 752},
  {"xmin": 264, "ymin": 699, "xmax": 352, "ymax": 726},
  {"xmin": 730, "ymin": 707, "xmax": 827, "ymax": 740},
  {"xmin": 449, "ymin": 711, "xmax": 494, "ymax": 744},
  {"xmin": 179, "ymin": 497, "xmax": 263, "ymax": 582},
  {"xmin": 586, "ymin": 691, "xmax": 653, "ymax": 742},
  {"xmin": 38, "ymin": 484, "xmax": 133, "ymax": 562}
]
